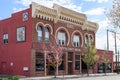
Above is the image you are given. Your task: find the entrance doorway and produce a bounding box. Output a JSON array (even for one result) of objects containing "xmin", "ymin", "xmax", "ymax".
[
  {"xmin": 82, "ymin": 60, "xmax": 87, "ymax": 73},
  {"xmin": 68, "ymin": 62, "xmax": 72, "ymax": 74}
]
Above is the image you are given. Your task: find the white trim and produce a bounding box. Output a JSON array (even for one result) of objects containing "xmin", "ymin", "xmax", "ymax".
[
  {"xmin": 36, "ymin": 22, "xmax": 44, "ymax": 32},
  {"xmin": 44, "ymin": 24, "xmax": 53, "ymax": 35}
]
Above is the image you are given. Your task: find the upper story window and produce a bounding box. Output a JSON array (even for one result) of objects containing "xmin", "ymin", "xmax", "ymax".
[
  {"xmin": 73, "ymin": 35, "xmax": 80, "ymax": 47},
  {"xmin": 45, "ymin": 27, "xmax": 49, "ymax": 43},
  {"xmin": 57, "ymin": 32, "xmax": 66, "ymax": 45},
  {"xmin": 85, "ymin": 34, "xmax": 93, "ymax": 44},
  {"xmin": 89, "ymin": 35, "xmax": 93, "ymax": 44},
  {"xmin": 85, "ymin": 35, "xmax": 89, "ymax": 44},
  {"xmin": 37, "ymin": 25, "xmax": 42, "ymax": 42},
  {"xmin": 17, "ymin": 27, "xmax": 26, "ymax": 42},
  {"xmin": 3, "ymin": 34, "xmax": 8, "ymax": 44}
]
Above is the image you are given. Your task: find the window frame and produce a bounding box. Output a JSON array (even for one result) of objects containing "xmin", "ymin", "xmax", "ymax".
[
  {"xmin": 57, "ymin": 32, "xmax": 66, "ymax": 46},
  {"xmin": 45, "ymin": 27, "xmax": 50, "ymax": 43},
  {"xmin": 73, "ymin": 35, "xmax": 80, "ymax": 47},
  {"xmin": 36, "ymin": 53, "xmax": 44, "ymax": 71},
  {"xmin": 16, "ymin": 26, "xmax": 26, "ymax": 42},
  {"xmin": 3, "ymin": 34, "xmax": 8, "ymax": 44},
  {"xmin": 37, "ymin": 25, "xmax": 42, "ymax": 42}
]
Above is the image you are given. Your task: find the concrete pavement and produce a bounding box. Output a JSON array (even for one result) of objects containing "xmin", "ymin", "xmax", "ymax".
[{"xmin": 19, "ymin": 73, "xmax": 118, "ymax": 80}]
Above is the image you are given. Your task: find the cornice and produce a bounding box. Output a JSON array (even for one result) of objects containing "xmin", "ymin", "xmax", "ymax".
[{"xmin": 31, "ymin": 2, "xmax": 99, "ymax": 33}]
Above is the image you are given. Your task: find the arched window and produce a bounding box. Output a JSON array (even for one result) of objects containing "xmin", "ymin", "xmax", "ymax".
[
  {"xmin": 37, "ymin": 25, "xmax": 42, "ymax": 42},
  {"xmin": 45, "ymin": 27, "xmax": 49, "ymax": 43},
  {"xmin": 89, "ymin": 35, "xmax": 93, "ymax": 44},
  {"xmin": 73, "ymin": 35, "xmax": 80, "ymax": 47},
  {"xmin": 85, "ymin": 35, "xmax": 89, "ymax": 44},
  {"xmin": 57, "ymin": 32, "xmax": 66, "ymax": 45}
]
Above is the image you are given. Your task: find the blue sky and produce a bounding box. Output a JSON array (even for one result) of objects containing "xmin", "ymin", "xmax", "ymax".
[{"xmin": 1, "ymin": 0, "xmax": 118, "ymax": 52}]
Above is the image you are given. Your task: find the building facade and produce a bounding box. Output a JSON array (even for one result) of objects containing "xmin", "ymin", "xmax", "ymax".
[{"xmin": 0, "ymin": 2, "xmax": 113, "ymax": 76}]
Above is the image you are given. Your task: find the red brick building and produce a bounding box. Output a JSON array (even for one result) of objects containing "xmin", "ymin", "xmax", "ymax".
[{"xmin": 0, "ymin": 2, "xmax": 113, "ymax": 76}]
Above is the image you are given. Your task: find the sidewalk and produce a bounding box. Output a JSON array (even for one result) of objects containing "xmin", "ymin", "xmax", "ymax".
[{"xmin": 19, "ymin": 73, "xmax": 117, "ymax": 80}]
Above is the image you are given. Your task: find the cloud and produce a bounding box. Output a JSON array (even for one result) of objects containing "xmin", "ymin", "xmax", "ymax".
[
  {"xmin": 98, "ymin": 19, "xmax": 109, "ymax": 30},
  {"xmin": 84, "ymin": 7, "xmax": 105, "ymax": 16},
  {"xmin": 83, "ymin": 0, "xmax": 108, "ymax": 3},
  {"xmin": 14, "ymin": 0, "xmax": 82, "ymax": 12},
  {"xmin": 13, "ymin": 7, "xmax": 27, "ymax": 13}
]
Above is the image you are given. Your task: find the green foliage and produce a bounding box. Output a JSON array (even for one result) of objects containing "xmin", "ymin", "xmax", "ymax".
[
  {"xmin": 0, "ymin": 76, "xmax": 19, "ymax": 80},
  {"xmin": 102, "ymin": 50, "xmax": 109, "ymax": 64},
  {"xmin": 82, "ymin": 43, "xmax": 99, "ymax": 70}
]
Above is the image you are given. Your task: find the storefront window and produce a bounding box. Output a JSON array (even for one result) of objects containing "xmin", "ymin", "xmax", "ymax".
[
  {"xmin": 59, "ymin": 61, "xmax": 64, "ymax": 70},
  {"xmin": 98, "ymin": 63, "xmax": 104, "ymax": 73},
  {"xmin": 36, "ymin": 53, "xmax": 44, "ymax": 71}
]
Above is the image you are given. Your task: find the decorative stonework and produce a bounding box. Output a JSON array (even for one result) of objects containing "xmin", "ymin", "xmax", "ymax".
[{"xmin": 32, "ymin": 2, "xmax": 99, "ymax": 33}]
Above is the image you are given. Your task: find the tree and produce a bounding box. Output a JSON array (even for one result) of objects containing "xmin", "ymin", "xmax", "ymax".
[
  {"xmin": 102, "ymin": 50, "xmax": 109, "ymax": 75},
  {"xmin": 82, "ymin": 43, "xmax": 99, "ymax": 76},
  {"xmin": 45, "ymin": 35, "xmax": 64, "ymax": 78},
  {"xmin": 107, "ymin": 0, "xmax": 120, "ymax": 28}
]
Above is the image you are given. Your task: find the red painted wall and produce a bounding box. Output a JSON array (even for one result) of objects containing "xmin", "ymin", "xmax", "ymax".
[
  {"xmin": 0, "ymin": 6, "xmax": 32, "ymax": 76},
  {"xmin": 94, "ymin": 49, "xmax": 113, "ymax": 73}
]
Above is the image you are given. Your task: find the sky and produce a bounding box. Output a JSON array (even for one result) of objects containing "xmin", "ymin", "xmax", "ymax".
[{"xmin": 0, "ymin": 0, "xmax": 120, "ymax": 54}]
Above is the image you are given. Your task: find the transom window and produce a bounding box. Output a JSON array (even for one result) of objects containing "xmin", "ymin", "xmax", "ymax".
[
  {"xmin": 45, "ymin": 27, "xmax": 49, "ymax": 43},
  {"xmin": 3, "ymin": 34, "xmax": 8, "ymax": 44},
  {"xmin": 57, "ymin": 32, "xmax": 66, "ymax": 45},
  {"xmin": 73, "ymin": 35, "xmax": 80, "ymax": 47},
  {"xmin": 37, "ymin": 25, "xmax": 42, "ymax": 42}
]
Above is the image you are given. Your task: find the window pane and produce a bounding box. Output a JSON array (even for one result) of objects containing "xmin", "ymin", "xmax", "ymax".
[
  {"xmin": 85, "ymin": 35, "xmax": 89, "ymax": 44},
  {"xmin": 45, "ymin": 27, "xmax": 49, "ymax": 43},
  {"xmin": 3, "ymin": 34, "xmax": 8, "ymax": 44},
  {"xmin": 75, "ymin": 61, "xmax": 80, "ymax": 70},
  {"xmin": 59, "ymin": 61, "xmax": 64, "ymax": 70},
  {"xmin": 73, "ymin": 35, "xmax": 80, "ymax": 47},
  {"xmin": 17, "ymin": 27, "xmax": 25, "ymax": 42},
  {"xmin": 57, "ymin": 32, "xmax": 66, "ymax": 45},
  {"xmin": 36, "ymin": 53, "xmax": 44, "ymax": 71},
  {"xmin": 37, "ymin": 26, "xmax": 42, "ymax": 42}
]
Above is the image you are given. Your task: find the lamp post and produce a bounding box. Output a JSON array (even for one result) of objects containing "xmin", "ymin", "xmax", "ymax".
[{"xmin": 107, "ymin": 29, "xmax": 117, "ymax": 69}]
